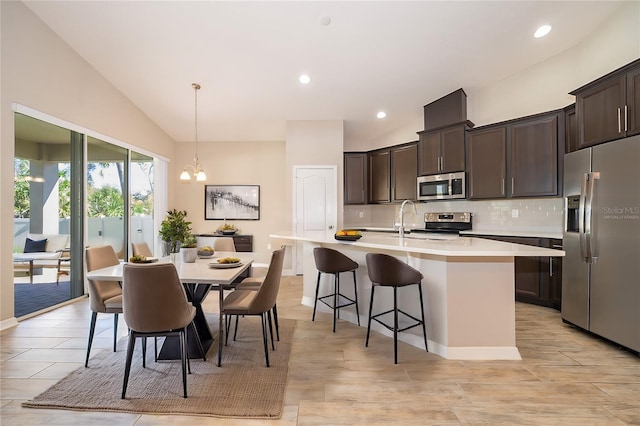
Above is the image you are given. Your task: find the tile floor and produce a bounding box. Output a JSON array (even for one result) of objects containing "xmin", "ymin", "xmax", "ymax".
[{"xmin": 1, "ymin": 275, "xmax": 639, "ymax": 425}]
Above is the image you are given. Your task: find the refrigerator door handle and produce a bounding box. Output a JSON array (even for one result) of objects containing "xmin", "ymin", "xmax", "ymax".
[
  {"xmin": 584, "ymin": 172, "xmax": 600, "ymax": 264},
  {"xmin": 579, "ymin": 173, "xmax": 588, "ymax": 261}
]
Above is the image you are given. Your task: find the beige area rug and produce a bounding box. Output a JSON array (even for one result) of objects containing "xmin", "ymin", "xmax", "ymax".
[{"xmin": 23, "ymin": 315, "xmax": 294, "ymax": 419}]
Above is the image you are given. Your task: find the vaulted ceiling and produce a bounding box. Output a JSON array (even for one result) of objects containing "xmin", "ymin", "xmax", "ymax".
[{"xmin": 23, "ymin": 1, "xmax": 625, "ymax": 144}]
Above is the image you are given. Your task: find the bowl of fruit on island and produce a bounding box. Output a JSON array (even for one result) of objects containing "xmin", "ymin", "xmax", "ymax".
[
  {"xmin": 197, "ymin": 246, "xmax": 215, "ymax": 258},
  {"xmin": 335, "ymin": 229, "xmax": 362, "ymax": 241}
]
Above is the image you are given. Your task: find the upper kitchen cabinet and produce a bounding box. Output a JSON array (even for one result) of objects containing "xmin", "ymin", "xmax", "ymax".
[
  {"xmin": 423, "ymin": 89, "xmax": 468, "ymax": 131},
  {"xmin": 510, "ymin": 113, "xmax": 560, "ymax": 197},
  {"xmin": 467, "ymin": 110, "xmax": 563, "ymax": 199},
  {"xmin": 391, "ymin": 142, "xmax": 418, "ymax": 202},
  {"xmin": 564, "ymin": 104, "xmax": 578, "ymax": 153},
  {"xmin": 571, "ymin": 58, "xmax": 640, "ymax": 148},
  {"xmin": 368, "ymin": 148, "xmax": 391, "ymax": 203},
  {"xmin": 417, "ymin": 123, "xmax": 471, "ymax": 175},
  {"xmin": 467, "ymin": 126, "xmax": 507, "ymax": 199},
  {"xmin": 344, "ymin": 152, "xmax": 367, "ymax": 205}
]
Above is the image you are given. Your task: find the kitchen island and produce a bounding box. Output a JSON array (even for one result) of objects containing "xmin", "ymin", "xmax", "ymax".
[{"xmin": 270, "ymin": 231, "xmax": 564, "ymax": 360}]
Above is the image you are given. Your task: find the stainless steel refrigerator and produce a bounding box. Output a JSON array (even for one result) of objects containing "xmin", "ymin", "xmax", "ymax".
[{"xmin": 562, "ymin": 135, "xmax": 640, "ymax": 353}]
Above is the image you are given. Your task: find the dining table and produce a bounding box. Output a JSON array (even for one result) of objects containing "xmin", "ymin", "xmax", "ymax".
[{"xmin": 85, "ymin": 252, "xmax": 254, "ymax": 366}]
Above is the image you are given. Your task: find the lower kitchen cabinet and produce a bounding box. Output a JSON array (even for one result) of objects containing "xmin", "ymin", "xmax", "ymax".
[{"xmin": 475, "ymin": 235, "xmax": 562, "ymax": 309}]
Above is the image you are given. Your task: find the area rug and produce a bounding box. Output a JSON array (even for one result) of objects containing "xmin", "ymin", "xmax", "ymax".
[
  {"xmin": 14, "ymin": 281, "xmax": 71, "ymax": 317},
  {"xmin": 23, "ymin": 315, "xmax": 294, "ymax": 419}
]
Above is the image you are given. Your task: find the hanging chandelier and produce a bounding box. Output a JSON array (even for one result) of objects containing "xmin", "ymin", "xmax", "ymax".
[{"xmin": 180, "ymin": 83, "xmax": 207, "ymax": 182}]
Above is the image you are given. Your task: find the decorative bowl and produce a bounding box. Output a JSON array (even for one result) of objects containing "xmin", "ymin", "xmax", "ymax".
[{"xmin": 218, "ymin": 230, "xmax": 237, "ymax": 235}]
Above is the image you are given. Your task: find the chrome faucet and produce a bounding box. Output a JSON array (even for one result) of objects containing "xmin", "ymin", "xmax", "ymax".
[{"xmin": 399, "ymin": 199, "xmax": 417, "ymax": 239}]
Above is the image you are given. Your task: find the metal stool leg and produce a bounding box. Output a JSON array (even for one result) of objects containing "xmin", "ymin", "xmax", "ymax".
[
  {"xmin": 312, "ymin": 272, "xmax": 322, "ymax": 321},
  {"xmin": 417, "ymin": 283, "xmax": 428, "ymax": 352},
  {"xmin": 366, "ymin": 285, "xmax": 375, "ymax": 347},
  {"xmin": 393, "ymin": 286, "xmax": 399, "ymax": 365},
  {"xmin": 353, "ymin": 270, "xmax": 360, "ymax": 326},
  {"xmin": 333, "ymin": 273, "xmax": 338, "ymax": 332}
]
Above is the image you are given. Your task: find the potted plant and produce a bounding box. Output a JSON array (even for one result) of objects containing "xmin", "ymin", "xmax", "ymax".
[
  {"xmin": 180, "ymin": 234, "xmax": 198, "ymax": 263},
  {"xmin": 159, "ymin": 209, "xmax": 192, "ymax": 256}
]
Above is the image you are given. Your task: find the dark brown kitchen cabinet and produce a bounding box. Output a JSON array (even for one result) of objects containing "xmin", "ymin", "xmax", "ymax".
[
  {"xmin": 466, "ymin": 126, "xmax": 507, "ymax": 199},
  {"xmin": 564, "ymin": 104, "xmax": 578, "ymax": 153},
  {"xmin": 417, "ymin": 124, "xmax": 466, "ymax": 175},
  {"xmin": 391, "ymin": 142, "xmax": 418, "ymax": 202},
  {"xmin": 344, "ymin": 152, "xmax": 367, "ymax": 204},
  {"xmin": 510, "ymin": 114, "xmax": 558, "ymax": 197},
  {"xmin": 571, "ymin": 58, "xmax": 640, "ymax": 147},
  {"xmin": 467, "ymin": 110, "xmax": 562, "ymax": 199},
  {"xmin": 368, "ymin": 148, "xmax": 391, "ymax": 203},
  {"xmin": 475, "ymin": 235, "xmax": 562, "ymax": 309}
]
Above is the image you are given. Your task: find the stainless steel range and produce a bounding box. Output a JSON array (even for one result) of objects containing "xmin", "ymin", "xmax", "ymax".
[{"xmin": 410, "ymin": 212, "xmax": 472, "ymax": 238}]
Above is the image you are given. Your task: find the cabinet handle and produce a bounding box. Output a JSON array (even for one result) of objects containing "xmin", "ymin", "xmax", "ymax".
[
  {"xmin": 618, "ymin": 107, "xmax": 622, "ymax": 133},
  {"xmin": 625, "ymin": 105, "xmax": 628, "ymax": 132},
  {"xmin": 511, "ymin": 177, "xmax": 515, "ymax": 194},
  {"xmin": 501, "ymin": 178, "xmax": 505, "ymax": 195}
]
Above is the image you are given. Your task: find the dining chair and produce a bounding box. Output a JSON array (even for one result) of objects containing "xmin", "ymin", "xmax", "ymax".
[
  {"xmin": 131, "ymin": 242, "xmax": 153, "ymax": 257},
  {"xmin": 219, "ymin": 246, "xmax": 285, "ymax": 367},
  {"xmin": 214, "ymin": 237, "xmax": 236, "ymax": 252},
  {"xmin": 121, "ymin": 263, "xmax": 204, "ymax": 399},
  {"xmin": 84, "ymin": 245, "xmax": 122, "ymax": 368}
]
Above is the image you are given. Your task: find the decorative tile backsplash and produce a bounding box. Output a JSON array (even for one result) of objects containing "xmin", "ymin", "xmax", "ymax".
[{"xmin": 344, "ymin": 198, "xmax": 564, "ymax": 234}]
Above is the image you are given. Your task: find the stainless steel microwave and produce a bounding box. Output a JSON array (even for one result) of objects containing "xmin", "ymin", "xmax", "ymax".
[{"xmin": 417, "ymin": 172, "xmax": 466, "ymax": 201}]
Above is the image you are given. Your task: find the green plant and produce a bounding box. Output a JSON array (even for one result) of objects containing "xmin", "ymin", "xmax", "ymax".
[
  {"xmin": 182, "ymin": 234, "xmax": 197, "ymax": 248},
  {"xmin": 159, "ymin": 209, "xmax": 192, "ymax": 244}
]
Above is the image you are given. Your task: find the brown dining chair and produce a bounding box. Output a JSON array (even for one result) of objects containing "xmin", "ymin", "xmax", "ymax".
[
  {"xmin": 219, "ymin": 246, "xmax": 285, "ymax": 367},
  {"xmin": 121, "ymin": 263, "xmax": 204, "ymax": 399},
  {"xmin": 85, "ymin": 245, "xmax": 122, "ymax": 368},
  {"xmin": 214, "ymin": 237, "xmax": 236, "ymax": 252},
  {"xmin": 131, "ymin": 242, "xmax": 153, "ymax": 257}
]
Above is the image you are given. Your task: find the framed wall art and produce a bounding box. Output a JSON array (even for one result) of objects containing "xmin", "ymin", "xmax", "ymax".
[{"xmin": 204, "ymin": 185, "xmax": 260, "ymax": 220}]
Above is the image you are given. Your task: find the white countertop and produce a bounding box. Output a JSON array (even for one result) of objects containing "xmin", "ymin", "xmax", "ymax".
[{"xmin": 270, "ymin": 232, "xmax": 564, "ymax": 257}]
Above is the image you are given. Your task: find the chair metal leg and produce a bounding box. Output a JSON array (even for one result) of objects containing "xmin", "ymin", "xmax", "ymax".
[
  {"xmin": 272, "ymin": 304, "xmax": 280, "ymax": 341},
  {"xmin": 121, "ymin": 331, "xmax": 136, "ymax": 399},
  {"xmin": 365, "ymin": 286, "xmax": 375, "ymax": 347},
  {"xmin": 353, "ymin": 271, "xmax": 360, "ymax": 326},
  {"xmin": 142, "ymin": 337, "xmax": 147, "ymax": 368},
  {"xmin": 154, "ymin": 337, "xmax": 158, "ymax": 362},
  {"xmin": 312, "ymin": 272, "xmax": 322, "ymax": 321},
  {"xmin": 393, "ymin": 286, "xmax": 399, "ymax": 365},
  {"xmin": 261, "ymin": 313, "xmax": 270, "ymax": 367},
  {"xmin": 85, "ymin": 311, "xmax": 98, "ymax": 367},
  {"xmin": 179, "ymin": 329, "xmax": 188, "ymax": 398},
  {"xmin": 417, "ymin": 283, "xmax": 428, "ymax": 352},
  {"xmin": 233, "ymin": 315, "xmax": 239, "ymax": 342},
  {"xmin": 267, "ymin": 310, "xmax": 275, "ymax": 350},
  {"xmin": 113, "ymin": 313, "xmax": 119, "ymax": 352}
]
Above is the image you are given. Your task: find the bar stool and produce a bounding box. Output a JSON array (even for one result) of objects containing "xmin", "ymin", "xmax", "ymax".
[
  {"xmin": 365, "ymin": 253, "xmax": 428, "ymax": 364},
  {"xmin": 312, "ymin": 247, "xmax": 360, "ymax": 332}
]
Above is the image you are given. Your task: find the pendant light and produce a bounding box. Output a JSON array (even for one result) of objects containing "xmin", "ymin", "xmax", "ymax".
[{"xmin": 180, "ymin": 83, "xmax": 207, "ymax": 182}]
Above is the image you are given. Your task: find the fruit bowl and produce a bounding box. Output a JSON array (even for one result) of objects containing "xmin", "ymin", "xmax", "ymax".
[
  {"xmin": 334, "ymin": 230, "xmax": 362, "ymax": 241},
  {"xmin": 197, "ymin": 246, "xmax": 215, "ymax": 258}
]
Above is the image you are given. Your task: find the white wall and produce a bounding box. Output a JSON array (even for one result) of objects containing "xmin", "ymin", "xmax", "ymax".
[{"xmin": 0, "ymin": 1, "xmax": 177, "ymax": 323}]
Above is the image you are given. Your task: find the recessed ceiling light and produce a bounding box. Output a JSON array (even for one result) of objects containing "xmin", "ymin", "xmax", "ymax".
[
  {"xmin": 534, "ymin": 25, "xmax": 552, "ymax": 38},
  {"xmin": 319, "ymin": 16, "xmax": 331, "ymax": 27},
  {"xmin": 299, "ymin": 74, "xmax": 311, "ymax": 84},
  {"xmin": 377, "ymin": 111, "xmax": 387, "ymax": 119}
]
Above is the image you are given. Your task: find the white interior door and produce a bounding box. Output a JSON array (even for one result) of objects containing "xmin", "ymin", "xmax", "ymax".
[{"xmin": 293, "ymin": 166, "xmax": 337, "ymax": 274}]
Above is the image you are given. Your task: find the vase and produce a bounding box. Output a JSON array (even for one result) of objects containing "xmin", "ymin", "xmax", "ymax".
[
  {"xmin": 181, "ymin": 247, "xmax": 197, "ymax": 263},
  {"xmin": 163, "ymin": 241, "xmax": 181, "ymax": 256}
]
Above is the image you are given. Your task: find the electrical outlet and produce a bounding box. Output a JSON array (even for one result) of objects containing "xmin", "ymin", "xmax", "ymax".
[
  {"xmin": 511, "ymin": 209, "xmax": 519, "ymax": 218},
  {"xmin": 359, "ymin": 211, "xmax": 364, "ymax": 218},
  {"xmin": 267, "ymin": 243, "xmax": 271, "ymax": 250}
]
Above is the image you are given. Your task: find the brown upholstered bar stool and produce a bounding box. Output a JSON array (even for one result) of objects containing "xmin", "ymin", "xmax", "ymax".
[
  {"xmin": 312, "ymin": 247, "xmax": 360, "ymax": 332},
  {"xmin": 365, "ymin": 253, "xmax": 428, "ymax": 364}
]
